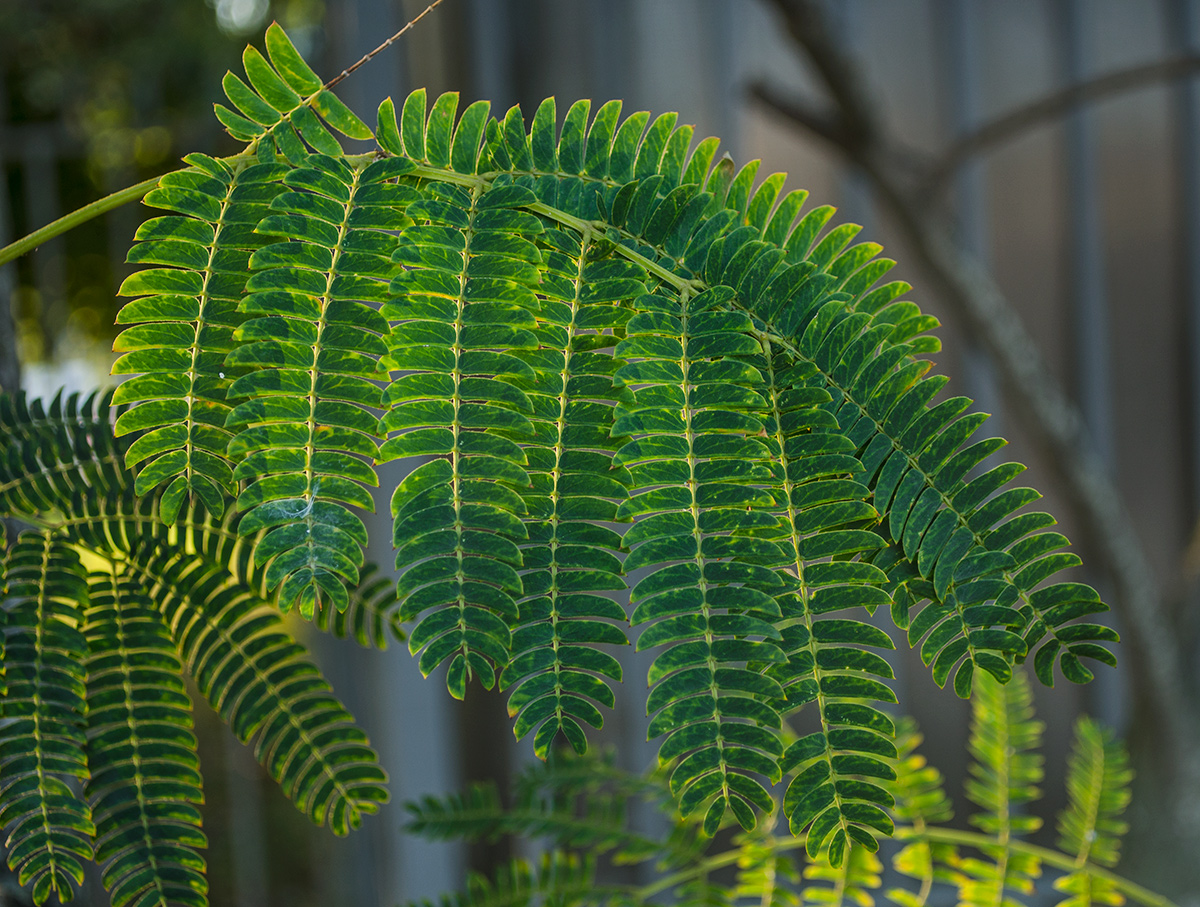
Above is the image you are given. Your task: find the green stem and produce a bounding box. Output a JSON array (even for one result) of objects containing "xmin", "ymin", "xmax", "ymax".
[
  {"xmin": 633, "ymin": 826, "xmax": 1174, "ymax": 907},
  {"xmin": 635, "ymin": 848, "xmax": 745, "ymax": 900},
  {"xmin": 0, "ymin": 149, "xmax": 379, "ymax": 267},
  {"xmin": 0, "ymin": 175, "xmax": 160, "ymax": 267},
  {"xmin": 895, "ymin": 826, "xmax": 1179, "ymax": 907}
]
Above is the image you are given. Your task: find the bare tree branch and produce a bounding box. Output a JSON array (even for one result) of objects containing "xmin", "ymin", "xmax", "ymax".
[
  {"xmin": 926, "ymin": 54, "xmax": 1200, "ymax": 197},
  {"xmin": 756, "ymin": 0, "xmax": 1200, "ymax": 865}
]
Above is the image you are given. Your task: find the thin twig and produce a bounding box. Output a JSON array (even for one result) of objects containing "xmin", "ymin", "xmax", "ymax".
[
  {"xmin": 925, "ymin": 55, "xmax": 1200, "ymax": 196},
  {"xmin": 324, "ymin": 0, "xmax": 447, "ymax": 89},
  {"xmin": 0, "ymin": 1, "xmax": 451, "ymax": 267}
]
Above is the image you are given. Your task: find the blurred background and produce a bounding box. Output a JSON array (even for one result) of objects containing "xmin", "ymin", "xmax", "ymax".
[{"xmin": 3, "ymin": 0, "xmax": 1200, "ymax": 903}]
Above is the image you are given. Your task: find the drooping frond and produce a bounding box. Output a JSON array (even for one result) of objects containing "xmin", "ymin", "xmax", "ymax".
[
  {"xmin": 615, "ymin": 287, "xmax": 791, "ymax": 836},
  {"xmin": 0, "ymin": 25, "xmax": 1124, "ymax": 898},
  {"xmin": 225, "ymin": 152, "xmax": 401, "ymax": 616},
  {"xmin": 111, "ymin": 155, "xmax": 289, "ymax": 522},
  {"xmin": 884, "ymin": 718, "xmax": 956, "ymax": 907},
  {"xmin": 0, "ymin": 383, "xmax": 394, "ymax": 903},
  {"xmin": 0, "ymin": 534, "xmax": 94, "ymax": 904},
  {"xmin": 406, "ymin": 780, "xmax": 656, "ymax": 859},
  {"xmin": 131, "ymin": 543, "xmax": 388, "ymax": 834},
  {"xmin": 1052, "ymin": 717, "xmax": 1131, "ymax": 906},
  {"xmin": 380, "ymin": 96, "xmax": 549, "ymax": 697},
  {"xmin": 759, "ymin": 338, "xmax": 898, "ymax": 864},
  {"xmin": 953, "ymin": 669, "xmax": 1043, "ymax": 906},
  {"xmin": 83, "ymin": 570, "xmax": 207, "ymax": 907},
  {"xmin": 500, "ymin": 227, "xmax": 637, "ymax": 759}
]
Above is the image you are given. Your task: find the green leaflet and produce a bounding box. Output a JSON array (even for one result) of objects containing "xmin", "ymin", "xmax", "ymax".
[
  {"xmin": 884, "ymin": 718, "xmax": 956, "ymax": 904},
  {"xmin": 385, "ymin": 166, "xmax": 549, "ymax": 700},
  {"xmin": 112, "ymin": 158, "xmax": 289, "ymax": 524},
  {"xmin": 799, "ymin": 842, "xmax": 883, "ymax": 904},
  {"xmin": 227, "ymin": 153, "xmax": 395, "ymax": 618},
  {"xmin": 955, "ymin": 670, "xmax": 1044, "ymax": 904},
  {"xmin": 753, "ymin": 337, "xmax": 898, "ymax": 866},
  {"xmin": 615, "ymin": 288, "xmax": 787, "ymax": 836},
  {"xmin": 0, "ymin": 535, "xmax": 95, "ymax": 905},
  {"xmin": 83, "ymin": 572, "xmax": 207, "ymax": 907},
  {"xmin": 220, "ymin": 24, "xmax": 372, "ymax": 160},
  {"xmin": 499, "ymin": 229, "xmax": 637, "ymax": 758},
  {"xmin": 1051, "ymin": 717, "xmax": 1132, "ymax": 906},
  {"xmin": 137, "ymin": 543, "xmax": 388, "ymax": 835}
]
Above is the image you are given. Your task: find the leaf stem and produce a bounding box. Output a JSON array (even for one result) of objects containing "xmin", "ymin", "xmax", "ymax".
[
  {"xmin": 635, "ymin": 848, "xmax": 745, "ymax": 899},
  {"xmin": 895, "ymin": 827, "xmax": 1179, "ymax": 907},
  {"xmin": 0, "ymin": 176, "xmax": 160, "ymax": 268},
  {"xmin": 0, "ymin": 151, "xmax": 382, "ymax": 268}
]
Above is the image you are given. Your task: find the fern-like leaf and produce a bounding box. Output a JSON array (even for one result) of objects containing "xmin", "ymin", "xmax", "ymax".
[
  {"xmin": 83, "ymin": 570, "xmax": 207, "ymax": 907},
  {"xmin": 132, "ymin": 544, "xmax": 388, "ymax": 834},
  {"xmin": 111, "ymin": 156, "xmax": 289, "ymax": 523},
  {"xmin": 0, "ymin": 534, "xmax": 95, "ymax": 904},
  {"xmin": 615, "ymin": 285, "xmax": 791, "ymax": 836},
  {"xmin": 226, "ymin": 152, "xmax": 400, "ymax": 616},
  {"xmin": 217, "ymin": 23, "xmax": 372, "ymax": 160},
  {"xmin": 1053, "ymin": 717, "xmax": 1131, "ymax": 906},
  {"xmin": 499, "ymin": 225, "xmax": 639, "ymax": 758},
  {"xmin": 0, "ymin": 389, "xmax": 127, "ymax": 518},
  {"xmin": 952, "ymin": 669, "xmax": 1043, "ymax": 906},
  {"xmin": 382, "ymin": 93, "xmax": 547, "ymax": 698},
  {"xmin": 884, "ymin": 718, "xmax": 956, "ymax": 907},
  {"xmin": 759, "ymin": 336, "xmax": 898, "ymax": 864},
  {"xmin": 734, "ymin": 825, "xmax": 802, "ymax": 907}
]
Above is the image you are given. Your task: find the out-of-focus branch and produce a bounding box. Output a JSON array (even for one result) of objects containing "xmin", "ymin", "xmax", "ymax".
[
  {"xmin": 925, "ymin": 54, "xmax": 1200, "ymax": 196},
  {"xmin": 756, "ymin": 0, "xmax": 1200, "ymax": 800},
  {"xmin": 769, "ymin": 0, "xmax": 875, "ymax": 151}
]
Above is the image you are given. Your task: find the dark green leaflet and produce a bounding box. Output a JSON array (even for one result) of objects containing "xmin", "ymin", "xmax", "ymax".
[
  {"xmin": 0, "ymin": 389, "xmax": 392, "ymax": 903},
  {"xmin": 217, "ymin": 23, "xmax": 371, "ymax": 161},
  {"xmin": 383, "ymin": 136, "xmax": 545, "ymax": 698},
  {"xmin": 111, "ymin": 156, "xmax": 288, "ymax": 524},
  {"xmin": 134, "ymin": 543, "xmax": 388, "ymax": 835},
  {"xmin": 83, "ymin": 571, "xmax": 207, "ymax": 907},
  {"xmin": 0, "ymin": 535, "xmax": 94, "ymax": 904},
  {"xmin": 614, "ymin": 288, "xmax": 788, "ymax": 836},
  {"xmin": 751, "ymin": 338, "xmax": 898, "ymax": 863},
  {"xmin": 227, "ymin": 152, "xmax": 397, "ymax": 618},
  {"xmin": 499, "ymin": 227, "xmax": 638, "ymax": 758}
]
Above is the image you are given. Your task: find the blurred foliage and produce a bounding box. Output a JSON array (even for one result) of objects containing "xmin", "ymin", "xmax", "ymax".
[{"xmin": 0, "ymin": 0, "xmax": 325, "ymax": 362}]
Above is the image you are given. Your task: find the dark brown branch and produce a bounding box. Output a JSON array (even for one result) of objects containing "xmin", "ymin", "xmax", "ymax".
[{"xmin": 926, "ymin": 55, "xmax": 1200, "ymax": 195}]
